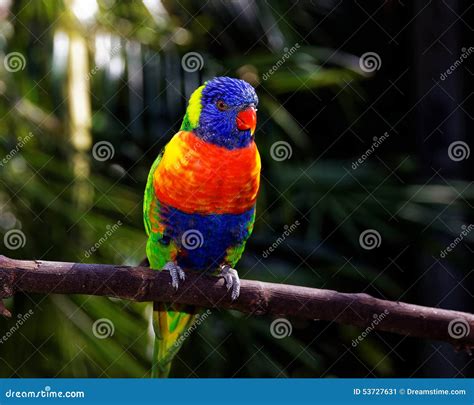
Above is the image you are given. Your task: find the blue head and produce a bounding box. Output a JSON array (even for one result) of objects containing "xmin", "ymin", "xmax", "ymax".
[{"xmin": 180, "ymin": 77, "xmax": 258, "ymax": 150}]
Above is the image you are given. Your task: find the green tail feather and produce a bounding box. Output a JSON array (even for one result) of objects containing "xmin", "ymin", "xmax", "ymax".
[
  {"xmin": 151, "ymin": 302, "xmax": 198, "ymax": 378},
  {"xmin": 152, "ymin": 336, "xmax": 171, "ymax": 378}
]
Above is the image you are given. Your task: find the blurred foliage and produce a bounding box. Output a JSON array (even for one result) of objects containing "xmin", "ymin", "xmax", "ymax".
[{"xmin": 0, "ymin": 0, "xmax": 472, "ymax": 378}]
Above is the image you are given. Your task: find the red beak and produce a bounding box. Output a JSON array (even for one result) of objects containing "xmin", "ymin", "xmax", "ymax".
[{"xmin": 236, "ymin": 106, "xmax": 257, "ymax": 135}]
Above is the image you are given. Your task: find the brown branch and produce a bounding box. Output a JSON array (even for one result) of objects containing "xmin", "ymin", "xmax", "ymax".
[{"xmin": 0, "ymin": 255, "xmax": 473, "ymax": 350}]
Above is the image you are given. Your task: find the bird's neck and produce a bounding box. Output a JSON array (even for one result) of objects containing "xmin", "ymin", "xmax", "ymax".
[{"xmin": 194, "ymin": 126, "xmax": 253, "ymax": 150}]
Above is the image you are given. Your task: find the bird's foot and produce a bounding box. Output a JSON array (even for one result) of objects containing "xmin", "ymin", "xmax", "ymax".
[
  {"xmin": 162, "ymin": 262, "xmax": 185, "ymax": 290},
  {"xmin": 219, "ymin": 264, "xmax": 240, "ymax": 301}
]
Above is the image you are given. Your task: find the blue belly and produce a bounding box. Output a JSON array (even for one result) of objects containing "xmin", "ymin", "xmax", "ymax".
[{"xmin": 159, "ymin": 203, "xmax": 255, "ymax": 271}]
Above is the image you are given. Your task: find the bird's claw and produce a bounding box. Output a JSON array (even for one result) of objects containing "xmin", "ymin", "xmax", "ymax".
[
  {"xmin": 163, "ymin": 262, "xmax": 185, "ymax": 290},
  {"xmin": 219, "ymin": 264, "xmax": 240, "ymax": 301}
]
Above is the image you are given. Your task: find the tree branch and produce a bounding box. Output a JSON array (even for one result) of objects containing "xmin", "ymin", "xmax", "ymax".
[{"xmin": 0, "ymin": 255, "xmax": 473, "ymax": 350}]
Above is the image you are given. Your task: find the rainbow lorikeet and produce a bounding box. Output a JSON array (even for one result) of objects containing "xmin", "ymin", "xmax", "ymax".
[{"xmin": 143, "ymin": 77, "xmax": 260, "ymax": 377}]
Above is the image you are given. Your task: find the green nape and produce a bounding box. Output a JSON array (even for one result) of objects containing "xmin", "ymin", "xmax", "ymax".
[{"xmin": 180, "ymin": 113, "xmax": 193, "ymax": 131}]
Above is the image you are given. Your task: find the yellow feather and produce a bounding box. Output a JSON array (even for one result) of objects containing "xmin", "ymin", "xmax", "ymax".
[
  {"xmin": 159, "ymin": 133, "xmax": 185, "ymax": 171},
  {"xmin": 187, "ymin": 84, "xmax": 205, "ymax": 127}
]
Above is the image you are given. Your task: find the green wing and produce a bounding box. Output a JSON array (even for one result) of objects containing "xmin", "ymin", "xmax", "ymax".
[
  {"xmin": 143, "ymin": 151, "xmax": 177, "ymax": 270},
  {"xmin": 143, "ymin": 151, "xmax": 163, "ymax": 237},
  {"xmin": 143, "ymin": 149, "xmax": 197, "ymax": 378}
]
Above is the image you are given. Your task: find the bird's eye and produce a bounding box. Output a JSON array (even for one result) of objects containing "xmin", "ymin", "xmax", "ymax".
[{"xmin": 216, "ymin": 100, "xmax": 228, "ymax": 111}]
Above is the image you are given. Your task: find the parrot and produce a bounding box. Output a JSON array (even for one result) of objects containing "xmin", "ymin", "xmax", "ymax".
[{"xmin": 143, "ymin": 76, "xmax": 260, "ymax": 377}]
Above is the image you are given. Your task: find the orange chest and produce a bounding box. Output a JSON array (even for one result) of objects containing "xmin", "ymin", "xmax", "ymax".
[{"xmin": 154, "ymin": 131, "xmax": 261, "ymax": 214}]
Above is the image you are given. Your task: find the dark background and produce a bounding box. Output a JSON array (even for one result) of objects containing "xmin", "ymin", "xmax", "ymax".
[{"xmin": 0, "ymin": 0, "xmax": 472, "ymax": 377}]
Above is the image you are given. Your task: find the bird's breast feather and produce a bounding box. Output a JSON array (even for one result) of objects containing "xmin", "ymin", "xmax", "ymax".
[{"xmin": 153, "ymin": 131, "xmax": 260, "ymax": 214}]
